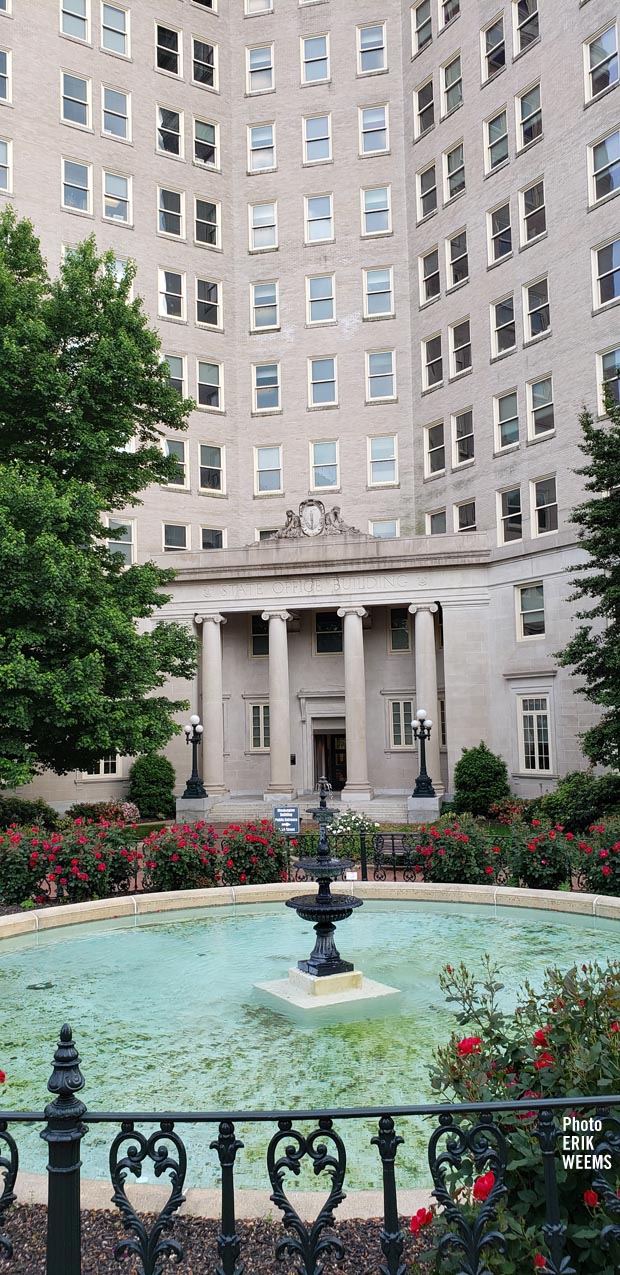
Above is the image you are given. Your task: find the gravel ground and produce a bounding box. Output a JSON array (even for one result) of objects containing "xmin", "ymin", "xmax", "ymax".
[{"xmin": 0, "ymin": 1206, "xmax": 432, "ymax": 1273}]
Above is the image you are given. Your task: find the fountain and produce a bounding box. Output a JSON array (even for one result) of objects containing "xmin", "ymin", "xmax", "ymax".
[{"xmin": 255, "ymin": 779, "xmax": 400, "ymax": 1010}]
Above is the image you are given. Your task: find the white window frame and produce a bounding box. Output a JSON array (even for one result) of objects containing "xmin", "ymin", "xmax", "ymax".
[
  {"xmin": 516, "ymin": 80, "xmax": 542, "ymax": 151},
  {"xmin": 484, "ymin": 107, "xmax": 508, "ymax": 174},
  {"xmin": 422, "ymin": 331, "xmax": 443, "ymax": 389},
  {"xmin": 359, "ymin": 103, "xmax": 389, "ymax": 155},
  {"xmin": 308, "ymin": 355, "xmax": 338, "ymax": 408},
  {"xmin": 102, "ymin": 168, "xmax": 132, "ymax": 224},
  {"xmin": 246, "ymin": 43, "xmax": 274, "ymax": 94},
  {"xmin": 481, "ymin": 14, "xmax": 505, "ymax": 84},
  {"xmin": 106, "ymin": 516, "xmax": 135, "ymax": 565},
  {"xmin": 363, "ymin": 266, "xmax": 394, "ymax": 318},
  {"xmin": 516, "ymin": 582, "xmax": 545, "ymax": 642},
  {"xmin": 522, "ymin": 273, "xmax": 550, "ymax": 342},
  {"xmin": 389, "ymin": 700, "xmax": 415, "ymax": 750},
  {"xmin": 248, "ymin": 121, "xmax": 276, "ymax": 172},
  {"xmin": 388, "ymin": 608, "xmax": 412, "ymax": 654},
  {"xmin": 254, "ymin": 444, "xmax": 283, "ymax": 495},
  {"xmin": 453, "ymin": 499, "xmax": 476, "ymax": 532},
  {"xmin": 158, "ymin": 186, "xmax": 185, "ymax": 239},
  {"xmin": 245, "ymin": 0, "xmax": 272, "ymax": 13},
  {"xmin": 101, "ymin": 3, "xmax": 130, "ymax": 58},
  {"xmin": 163, "ymin": 437, "xmax": 189, "ymax": 490},
  {"xmin": 446, "ymin": 227, "xmax": 468, "ymax": 289},
  {"xmin": 249, "ymin": 702, "xmax": 270, "ymax": 751},
  {"xmin": 306, "ymin": 273, "xmax": 336, "ymax": 325},
  {"xmin": 197, "ymin": 359, "xmax": 224, "ymax": 411},
  {"xmin": 517, "ymin": 693, "xmax": 552, "ymax": 773},
  {"xmin": 61, "ymin": 69, "xmax": 91, "ymax": 129},
  {"xmin": 156, "ymin": 103, "xmax": 184, "ymax": 158},
  {"xmin": 451, "ymin": 407, "xmax": 474, "ymax": 466},
  {"xmin": 196, "ymin": 277, "xmax": 222, "ymax": 329},
  {"xmin": 193, "ymin": 117, "xmax": 219, "ymax": 168},
  {"xmin": 370, "ymin": 518, "xmax": 400, "ymax": 539},
  {"xmin": 367, "ymin": 434, "xmax": 398, "ymax": 486},
  {"xmin": 158, "ymin": 269, "xmax": 186, "ymax": 320},
  {"xmin": 419, "ymin": 246, "xmax": 440, "ymax": 305},
  {"xmin": 417, "ymin": 162, "xmax": 437, "ymax": 220},
  {"xmin": 198, "ymin": 442, "xmax": 226, "ymax": 495},
  {"xmin": 413, "ymin": 0, "xmax": 432, "ymax": 54},
  {"xmin": 195, "ymin": 196, "xmax": 221, "ymax": 248},
  {"xmin": 424, "ymin": 419, "xmax": 446, "ymax": 477},
  {"xmin": 519, "ymin": 176, "xmax": 546, "ymax": 244},
  {"xmin": 597, "ymin": 345, "xmax": 620, "ymax": 414},
  {"xmin": 526, "ymin": 375, "xmax": 555, "ymax": 439},
  {"xmin": 163, "ymin": 522, "xmax": 190, "ymax": 553},
  {"xmin": 252, "ymin": 361, "xmax": 281, "ymax": 413},
  {"xmin": 249, "ymin": 200, "xmax": 278, "ymax": 251},
  {"xmin": 200, "ymin": 526, "xmax": 226, "ymax": 551},
  {"xmin": 305, "ymin": 192, "xmax": 334, "ymax": 244},
  {"xmin": 192, "ymin": 36, "xmax": 219, "ymax": 92},
  {"xmin": 309, "ymin": 439, "xmax": 339, "ymax": 491},
  {"xmin": 494, "ymin": 388, "xmax": 519, "ymax": 450},
  {"xmin": 443, "ymin": 139, "xmax": 465, "ymax": 202},
  {"xmin": 487, "ymin": 199, "xmax": 512, "ymax": 264},
  {"xmin": 361, "ymin": 184, "xmax": 392, "ymax": 236},
  {"xmin": 155, "ymin": 22, "xmax": 182, "ymax": 78},
  {"xmin": 530, "ymin": 475, "xmax": 558, "ymax": 537},
  {"xmin": 165, "ymin": 353, "xmax": 186, "ymax": 396},
  {"xmin": 593, "ymin": 235, "xmax": 620, "ymax": 310},
  {"xmin": 0, "ymin": 135, "xmax": 12, "ymax": 194},
  {"xmin": 497, "ymin": 484, "xmax": 523, "ymax": 544},
  {"xmin": 584, "ymin": 22, "xmax": 618, "ymax": 103},
  {"xmin": 441, "ymin": 52, "xmax": 463, "ymax": 117},
  {"xmin": 439, "ymin": 0, "xmax": 460, "ymax": 30},
  {"xmin": 83, "ymin": 755, "xmax": 122, "ymax": 780},
  {"xmin": 61, "ymin": 0, "xmax": 90, "ymax": 42},
  {"xmin": 588, "ymin": 127, "xmax": 620, "ymax": 207},
  {"xmin": 414, "ymin": 76, "xmax": 434, "ymax": 138},
  {"xmin": 303, "ymin": 113, "xmax": 331, "ymax": 164},
  {"xmin": 357, "ymin": 22, "xmax": 387, "ymax": 75},
  {"xmin": 251, "ymin": 279, "xmax": 279, "ymax": 330},
  {"xmin": 448, "ymin": 316, "xmax": 471, "ymax": 377},
  {"xmin": 101, "ymin": 83, "xmax": 130, "ymax": 140},
  {"xmin": 301, "ymin": 33, "xmax": 329, "ymax": 84},
  {"xmin": 512, "ymin": 0, "xmax": 539, "ymax": 56},
  {"xmin": 491, "ymin": 293, "xmax": 516, "ymax": 357},
  {"xmin": 426, "ymin": 508, "xmax": 447, "ymax": 535},
  {"xmin": 61, "ymin": 156, "xmax": 93, "ymax": 214},
  {"xmin": 366, "ymin": 349, "xmax": 396, "ymax": 402}
]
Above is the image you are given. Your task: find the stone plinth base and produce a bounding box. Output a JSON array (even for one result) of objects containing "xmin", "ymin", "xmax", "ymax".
[
  {"xmin": 407, "ymin": 795, "xmax": 442, "ymax": 823},
  {"xmin": 255, "ymin": 966, "xmax": 400, "ymax": 1010},
  {"xmin": 175, "ymin": 797, "xmax": 217, "ymax": 822},
  {"xmin": 340, "ymin": 787, "xmax": 374, "ymax": 805},
  {"xmin": 263, "ymin": 790, "xmax": 295, "ymax": 802}
]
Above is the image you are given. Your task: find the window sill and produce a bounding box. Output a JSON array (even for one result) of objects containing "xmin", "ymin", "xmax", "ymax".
[
  {"xmin": 526, "ymin": 431, "xmax": 555, "ymax": 447},
  {"xmin": 421, "ymin": 382, "xmax": 444, "ymax": 396},
  {"xmin": 196, "ymin": 404, "xmax": 225, "ymax": 414},
  {"xmin": 245, "ymin": 89, "xmax": 276, "ymax": 99},
  {"xmin": 452, "ymin": 458, "xmax": 475, "ymax": 472},
  {"xmin": 446, "ymin": 277, "xmax": 469, "ymax": 295},
  {"xmin": 523, "ymin": 330, "xmax": 551, "ymax": 349},
  {"xmin": 363, "ymin": 312, "xmax": 396, "ymax": 322},
  {"xmin": 253, "ymin": 491, "xmax": 284, "ymax": 499},
  {"xmin": 588, "ymin": 187, "xmax": 620, "ymax": 213},
  {"xmin": 484, "ymin": 157, "xmax": 510, "ymax": 180},
  {"xmin": 593, "ymin": 296, "xmax": 620, "ymax": 318},
  {"xmin": 157, "ymin": 231, "xmax": 186, "ymax": 244},
  {"xmin": 198, "ymin": 489, "xmax": 227, "ymax": 499},
  {"xmin": 356, "ymin": 68, "xmax": 389, "ymax": 80},
  {"xmin": 251, "ymin": 326, "xmax": 281, "ymax": 334},
  {"xmin": 413, "ymin": 125, "xmax": 435, "ymax": 146},
  {"xmin": 490, "ymin": 347, "xmax": 517, "ymax": 365},
  {"xmin": 481, "ymin": 64, "xmax": 507, "ymax": 91},
  {"xmin": 59, "ymin": 33, "xmax": 93, "ymax": 49},
  {"xmin": 154, "ymin": 149, "xmax": 186, "ymax": 164},
  {"xmin": 493, "ymin": 443, "xmax": 520, "ymax": 459},
  {"xmin": 365, "ymin": 396, "xmax": 398, "ymax": 406},
  {"xmin": 155, "ymin": 66, "xmax": 184, "ymax": 83},
  {"xmin": 99, "ymin": 47, "xmax": 132, "ymax": 62},
  {"xmin": 247, "ymin": 167, "xmax": 277, "ymax": 177},
  {"xmin": 300, "ymin": 78, "xmax": 332, "ymax": 90},
  {"xmin": 191, "ymin": 81, "xmax": 220, "ymax": 96},
  {"xmin": 585, "ymin": 80, "xmax": 618, "ymax": 110},
  {"xmin": 61, "ymin": 207, "xmax": 95, "ymax": 220},
  {"xmin": 448, "ymin": 367, "xmax": 472, "ymax": 384},
  {"xmin": 366, "ymin": 483, "xmax": 400, "ymax": 491},
  {"xmin": 519, "ymin": 230, "xmax": 547, "ymax": 253},
  {"xmin": 102, "ymin": 133, "xmax": 133, "ymax": 147},
  {"xmin": 488, "ymin": 251, "xmax": 513, "ymax": 271},
  {"xmin": 359, "ymin": 149, "xmax": 392, "ymax": 160},
  {"xmin": 416, "ymin": 209, "xmax": 438, "ymax": 228},
  {"xmin": 194, "ymin": 241, "xmax": 223, "ymax": 253},
  {"xmin": 516, "ymin": 133, "xmax": 544, "ymax": 159},
  {"xmin": 251, "ymin": 409, "xmax": 283, "ymax": 418},
  {"xmin": 513, "ymin": 36, "xmax": 541, "ymax": 64},
  {"xmin": 302, "ymin": 159, "xmax": 334, "ymax": 168},
  {"xmin": 193, "ymin": 162, "xmax": 222, "ymax": 175},
  {"xmin": 306, "ymin": 403, "xmax": 339, "ymax": 411},
  {"xmin": 419, "ymin": 295, "xmax": 441, "ymax": 311},
  {"xmin": 304, "ymin": 320, "xmax": 338, "ymax": 329},
  {"xmin": 60, "ymin": 121, "xmax": 95, "ymax": 136},
  {"xmin": 158, "ymin": 315, "xmax": 188, "ymax": 325},
  {"xmin": 439, "ymin": 101, "xmax": 463, "ymax": 125},
  {"xmin": 443, "ymin": 188, "xmax": 466, "ymax": 210},
  {"xmin": 423, "ymin": 471, "xmax": 446, "ymax": 483},
  {"xmin": 102, "ymin": 217, "xmax": 134, "ymax": 230},
  {"xmin": 304, "ymin": 238, "xmax": 335, "ymax": 247}
]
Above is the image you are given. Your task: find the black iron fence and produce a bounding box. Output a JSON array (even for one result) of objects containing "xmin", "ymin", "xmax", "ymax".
[{"xmin": 2, "ymin": 1025, "xmax": 620, "ymax": 1274}]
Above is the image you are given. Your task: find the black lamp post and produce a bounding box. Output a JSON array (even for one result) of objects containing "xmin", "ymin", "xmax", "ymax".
[
  {"xmin": 182, "ymin": 713, "xmax": 207, "ymax": 799},
  {"xmin": 411, "ymin": 708, "xmax": 436, "ymax": 798}
]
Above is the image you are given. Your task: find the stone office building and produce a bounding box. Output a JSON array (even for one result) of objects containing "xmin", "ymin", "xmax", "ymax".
[{"xmin": 3, "ymin": 0, "xmax": 618, "ymax": 814}]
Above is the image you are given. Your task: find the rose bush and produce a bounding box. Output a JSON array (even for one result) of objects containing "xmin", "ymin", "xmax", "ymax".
[
  {"xmin": 0, "ymin": 820, "xmax": 138, "ymax": 905},
  {"xmin": 411, "ymin": 817, "xmax": 501, "ymax": 885},
  {"xmin": 577, "ymin": 819, "xmax": 620, "ymax": 895},
  {"xmin": 65, "ymin": 800, "xmax": 141, "ymax": 823},
  {"xmin": 216, "ymin": 820, "xmax": 290, "ymax": 886},
  {"xmin": 141, "ymin": 822, "xmax": 218, "ymax": 892},
  {"xmin": 509, "ymin": 821, "xmax": 571, "ymax": 890}
]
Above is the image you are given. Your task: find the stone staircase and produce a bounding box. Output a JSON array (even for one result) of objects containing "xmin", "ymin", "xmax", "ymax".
[{"xmin": 206, "ymin": 794, "xmax": 411, "ymax": 824}]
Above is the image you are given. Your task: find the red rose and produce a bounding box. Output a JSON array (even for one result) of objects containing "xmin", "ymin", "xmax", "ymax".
[
  {"xmin": 565, "ymin": 833, "xmax": 574, "ymax": 841},
  {"xmin": 484, "ymin": 866, "xmax": 494, "ymax": 875},
  {"xmin": 532, "ymin": 820, "xmax": 540, "ymax": 826},
  {"xmin": 410, "ymin": 1207, "xmax": 433, "ymax": 1234},
  {"xmin": 534, "ymin": 1256, "xmax": 547, "ymax": 1270},
  {"xmin": 0, "ymin": 1070, "xmax": 5, "ymax": 1084},
  {"xmin": 600, "ymin": 849, "xmax": 609, "ymax": 859},
  {"xmin": 239, "ymin": 873, "xmax": 247, "ymax": 883},
  {"xmin": 473, "ymin": 1171, "xmax": 495, "ymax": 1202},
  {"xmin": 584, "ymin": 1189, "xmax": 599, "ymax": 1208},
  {"xmin": 457, "ymin": 1036, "xmax": 481, "ymax": 1057},
  {"xmin": 602, "ymin": 866, "xmax": 611, "ymax": 876},
  {"xmin": 534, "ymin": 1051, "xmax": 554, "ymax": 1070},
  {"xmin": 171, "ymin": 853, "xmax": 180, "ymax": 862},
  {"xmin": 611, "ymin": 1022, "xmax": 619, "ymax": 1032},
  {"xmin": 227, "ymin": 858, "xmax": 234, "ymax": 868},
  {"xmin": 97, "ymin": 863, "xmax": 106, "ymax": 872},
  {"xmin": 532, "ymin": 1028, "xmax": 549, "ymax": 1048}
]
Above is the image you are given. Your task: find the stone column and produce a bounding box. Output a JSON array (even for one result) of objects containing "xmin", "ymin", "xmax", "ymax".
[
  {"xmin": 409, "ymin": 604, "xmax": 443, "ymax": 797},
  {"xmin": 195, "ymin": 613, "xmax": 227, "ymax": 796},
  {"xmin": 337, "ymin": 607, "xmax": 373, "ymax": 803},
  {"xmin": 261, "ymin": 610, "xmax": 294, "ymax": 799}
]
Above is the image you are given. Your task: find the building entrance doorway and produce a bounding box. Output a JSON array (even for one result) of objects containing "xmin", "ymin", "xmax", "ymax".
[{"xmin": 314, "ymin": 732, "xmax": 347, "ymax": 791}]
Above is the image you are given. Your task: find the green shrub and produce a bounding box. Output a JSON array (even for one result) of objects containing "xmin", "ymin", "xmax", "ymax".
[
  {"xmin": 537, "ymin": 771, "xmax": 620, "ymax": 832},
  {"xmin": 509, "ymin": 821, "xmax": 571, "ymax": 890},
  {"xmin": 413, "ymin": 815, "xmax": 500, "ymax": 885},
  {"xmin": 141, "ymin": 821, "xmax": 218, "ymax": 892},
  {"xmin": 128, "ymin": 753, "xmax": 176, "ymax": 819},
  {"xmin": 576, "ymin": 817, "xmax": 620, "ymax": 895},
  {"xmin": 453, "ymin": 742, "xmax": 511, "ymax": 817},
  {"xmin": 0, "ymin": 796, "xmax": 60, "ymax": 831},
  {"xmin": 0, "ymin": 828, "xmax": 45, "ymax": 904},
  {"xmin": 218, "ymin": 820, "xmax": 290, "ymax": 885}
]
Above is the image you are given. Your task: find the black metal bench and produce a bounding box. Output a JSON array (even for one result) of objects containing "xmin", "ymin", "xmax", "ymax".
[{"xmin": 372, "ymin": 832, "xmax": 419, "ymax": 882}]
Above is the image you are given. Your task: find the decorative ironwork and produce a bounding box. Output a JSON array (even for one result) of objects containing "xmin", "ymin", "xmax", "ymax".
[
  {"xmin": 41, "ymin": 1024, "xmax": 88, "ymax": 1275},
  {"xmin": 371, "ymin": 1115, "xmax": 406, "ymax": 1275},
  {"xmin": 429, "ymin": 1111, "xmax": 508, "ymax": 1274},
  {"xmin": 372, "ymin": 833, "xmax": 418, "ymax": 882},
  {"xmin": 109, "ymin": 1120, "xmax": 187, "ymax": 1275},
  {"xmin": 182, "ymin": 713, "xmax": 207, "ymax": 799},
  {"xmin": 0, "ymin": 1122, "xmax": 18, "ymax": 1257},
  {"xmin": 534, "ymin": 1108, "xmax": 574, "ymax": 1274},
  {"xmin": 411, "ymin": 709, "xmax": 436, "ymax": 798},
  {"xmin": 211, "ymin": 1120, "xmax": 244, "ymax": 1275},
  {"xmin": 591, "ymin": 1108, "xmax": 620, "ymax": 1254},
  {"xmin": 267, "ymin": 1117, "xmax": 346, "ymax": 1275},
  {"xmin": 287, "ymin": 779, "xmax": 362, "ymax": 976}
]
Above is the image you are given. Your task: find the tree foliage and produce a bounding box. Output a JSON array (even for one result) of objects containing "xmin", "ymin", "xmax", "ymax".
[
  {"xmin": 0, "ymin": 209, "xmax": 197, "ymax": 787},
  {"xmin": 557, "ymin": 398, "xmax": 620, "ymax": 769}
]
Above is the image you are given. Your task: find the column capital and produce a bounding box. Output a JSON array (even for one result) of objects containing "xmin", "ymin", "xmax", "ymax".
[
  {"xmin": 261, "ymin": 609, "xmax": 293, "ymax": 623},
  {"xmin": 195, "ymin": 613, "xmax": 227, "ymax": 625},
  {"xmin": 337, "ymin": 606, "xmax": 367, "ymax": 619},
  {"xmin": 408, "ymin": 603, "xmax": 438, "ymax": 616}
]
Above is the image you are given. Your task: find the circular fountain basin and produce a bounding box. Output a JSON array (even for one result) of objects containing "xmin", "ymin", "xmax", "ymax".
[{"xmin": 1, "ymin": 893, "xmax": 619, "ymax": 1189}]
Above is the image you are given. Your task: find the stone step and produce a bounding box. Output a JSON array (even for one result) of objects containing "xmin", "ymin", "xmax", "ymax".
[{"xmin": 207, "ymin": 796, "xmax": 411, "ymax": 825}]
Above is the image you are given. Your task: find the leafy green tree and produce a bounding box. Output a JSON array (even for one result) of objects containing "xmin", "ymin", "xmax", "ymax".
[
  {"xmin": 557, "ymin": 398, "xmax": 620, "ymax": 769},
  {"xmin": 453, "ymin": 741, "xmax": 511, "ymax": 817},
  {"xmin": 0, "ymin": 209, "xmax": 197, "ymax": 788}
]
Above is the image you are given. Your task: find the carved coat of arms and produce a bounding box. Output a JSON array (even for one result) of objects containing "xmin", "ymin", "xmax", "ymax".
[{"xmin": 269, "ymin": 500, "xmax": 366, "ymax": 540}]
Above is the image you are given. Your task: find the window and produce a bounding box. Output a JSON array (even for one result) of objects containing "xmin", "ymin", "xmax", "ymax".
[
  {"xmin": 102, "ymin": 4, "xmax": 129, "ymax": 56},
  {"xmin": 452, "ymin": 408, "xmax": 474, "ymax": 464},
  {"xmin": 520, "ymin": 178, "xmax": 545, "ymax": 243},
  {"xmin": 514, "ymin": 0, "xmax": 539, "ymax": 54},
  {"xmin": 248, "ymin": 44, "xmax": 274, "ymax": 93},
  {"xmin": 253, "ymin": 362, "xmax": 280, "ymax": 412},
  {"xmin": 495, "ymin": 390, "xmax": 519, "ymax": 447},
  {"xmin": 158, "ymin": 187, "xmax": 184, "ymax": 237},
  {"xmin": 156, "ymin": 25, "xmax": 181, "ymax": 76},
  {"xmin": 102, "ymin": 86, "xmax": 129, "ymax": 139},
  {"xmin": 486, "ymin": 109, "xmax": 508, "ymax": 171},
  {"xmin": 414, "ymin": 0, "xmax": 432, "ymax": 53},
  {"xmin": 519, "ymin": 696, "xmax": 551, "ymax": 771},
  {"xmin": 194, "ymin": 118, "xmax": 218, "ymax": 167},
  {"xmin": 390, "ymin": 609, "xmax": 411, "ymax": 652},
  {"xmin": 163, "ymin": 523, "xmax": 189, "ymax": 552},
  {"xmin": 447, "ymin": 229, "xmax": 468, "ymax": 287},
  {"xmin": 157, "ymin": 106, "xmax": 182, "ymax": 156},
  {"xmin": 307, "ymin": 274, "xmax": 335, "ymax": 324},
  {"xmin": 302, "ymin": 35, "xmax": 329, "ymax": 83},
  {"xmin": 482, "ymin": 16, "xmax": 505, "ymax": 82},
  {"xmin": 440, "ymin": 0, "xmax": 460, "ymax": 26},
  {"xmin": 455, "ymin": 500, "xmax": 476, "ymax": 532},
  {"xmin": 165, "ymin": 355, "xmax": 185, "ymax": 395},
  {"xmin": 252, "ymin": 280, "xmax": 279, "ymax": 329},
  {"xmin": 303, "ymin": 114, "xmax": 331, "ymax": 163},
  {"xmin": 390, "ymin": 701, "xmax": 414, "ymax": 748},
  {"xmin": 444, "ymin": 141, "xmax": 465, "ymax": 200},
  {"xmin": 449, "ymin": 318, "xmax": 471, "ymax": 375},
  {"xmin": 195, "ymin": 198, "xmax": 219, "ymax": 246},
  {"xmin": 517, "ymin": 82, "xmax": 542, "ymax": 149},
  {"xmin": 164, "ymin": 438, "xmax": 187, "ymax": 487},
  {"xmin": 251, "ymin": 704, "xmax": 270, "ymax": 750},
  {"xmin": 0, "ymin": 137, "xmax": 11, "ymax": 192},
  {"xmin": 428, "ymin": 509, "xmax": 447, "ymax": 534},
  {"xmin": 532, "ymin": 476, "xmax": 558, "ymax": 534},
  {"xmin": 492, "ymin": 295, "xmax": 516, "ymax": 355},
  {"xmin": 255, "ymin": 445, "xmax": 282, "ymax": 493},
  {"xmin": 251, "ymin": 615, "xmax": 269, "ymax": 658},
  {"xmin": 371, "ymin": 519, "xmax": 399, "ymax": 538},
  {"xmin": 598, "ymin": 346, "xmax": 620, "ymax": 410},
  {"xmin": 414, "ymin": 78, "xmax": 434, "ymax": 137},
  {"xmin": 62, "ymin": 0, "xmax": 89, "ymax": 41},
  {"xmin": 362, "ymin": 185, "xmax": 391, "ymax": 235},
  {"xmin": 305, "ymin": 194, "xmax": 333, "ymax": 243},
  {"xmin": 594, "ymin": 238, "xmax": 620, "ymax": 308},
  {"xmin": 586, "ymin": 24, "xmax": 618, "ymax": 101},
  {"xmin": 368, "ymin": 435, "xmax": 398, "ymax": 485},
  {"xmin": 199, "ymin": 444, "xmax": 224, "ymax": 492},
  {"xmin": 61, "ymin": 72, "xmax": 90, "ymax": 127},
  {"xmin": 439, "ymin": 697, "xmax": 447, "ymax": 746},
  {"xmin": 309, "ymin": 356, "xmax": 337, "ymax": 407},
  {"xmin": 193, "ymin": 39, "xmax": 217, "ymax": 89},
  {"xmin": 423, "ymin": 333, "xmax": 443, "ymax": 388},
  {"xmin": 246, "ymin": 0, "xmax": 272, "ymax": 12},
  {"xmin": 590, "ymin": 130, "xmax": 620, "ymax": 204},
  {"xmin": 107, "ymin": 519, "xmax": 133, "ymax": 564},
  {"xmin": 425, "ymin": 421, "xmax": 445, "ymax": 475},
  {"xmin": 310, "ymin": 440, "xmax": 339, "ymax": 489},
  {"xmin": 518, "ymin": 583, "xmax": 545, "ymax": 638},
  {"xmin": 103, "ymin": 169, "xmax": 130, "ymax": 222},
  {"xmin": 360, "ymin": 105, "xmax": 389, "ymax": 154},
  {"xmin": 420, "ymin": 248, "xmax": 440, "ymax": 303},
  {"xmin": 527, "ymin": 376, "xmax": 554, "ymax": 437},
  {"xmin": 62, "ymin": 158, "xmax": 92, "ymax": 213},
  {"xmin": 442, "ymin": 55, "xmax": 462, "ymax": 115},
  {"xmin": 249, "ymin": 122, "xmax": 275, "ymax": 171},
  {"xmin": 0, "ymin": 49, "xmax": 6, "ymax": 104},
  {"xmin": 250, "ymin": 201, "xmax": 277, "ymax": 250},
  {"xmin": 159, "ymin": 269, "xmax": 185, "ymax": 318},
  {"xmin": 524, "ymin": 275, "xmax": 550, "ymax": 340},
  {"xmin": 86, "ymin": 756, "xmax": 119, "ymax": 777},
  {"xmin": 195, "ymin": 0, "xmax": 216, "ymax": 7},
  {"xmin": 315, "ymin": 612, "xmax": 343, "ymax": 655},
  {"xmin": 499, "ymin": 486, "xmax": 522, "ymax": 542},
  {"xmin": 196, "ymin": 278, "xmax": 221, "ymax": 327},
  {"xmin": 358, "ymin": 24, "xmax": 386, "ymax": 74},
  {"xmin": 198, "ymin": 360, "xmax": 223, "ymax": 409},
  {"xmin": 417, "ymin": 163, "xmax": 437, "ymax": 219},
  {"xmin": 489, "ymin": 202, "xmax": 512, "ymax": 262},
  {"xmin": 364, "ymin": 267, "xmax": 393, "ymax": 317},
  {"xmin": 366, "ymin": 350, "xmax": 396, "ymax": 400},
  {"xmin": 202, "ymin": 528, "xmax": 224, "ymax": 550}
]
